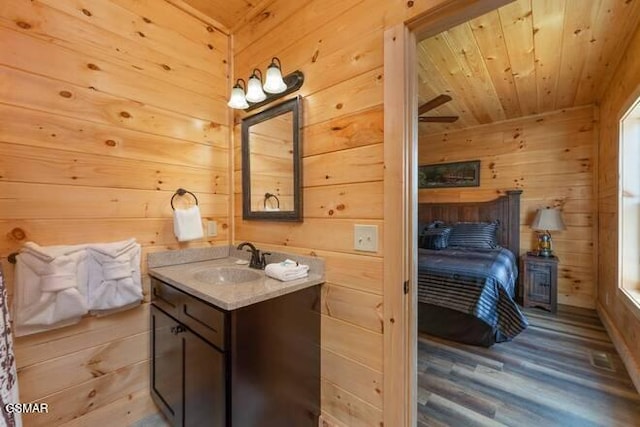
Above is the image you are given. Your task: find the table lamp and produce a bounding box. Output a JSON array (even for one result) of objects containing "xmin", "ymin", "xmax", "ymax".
[{"xmin": 531, "ymin": 207, "xmax": 565, "ymax": 257}]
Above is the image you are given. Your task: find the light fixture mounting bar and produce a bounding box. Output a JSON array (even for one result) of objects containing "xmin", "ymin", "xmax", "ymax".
[{"xmin": 244, "ymin": 70, "xmax": 304, "ymax": 112}]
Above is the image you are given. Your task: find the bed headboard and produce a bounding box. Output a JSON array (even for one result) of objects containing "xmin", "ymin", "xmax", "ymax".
[{"xmin": 418, "ymin": 190, "xmax": 523, "ymax": 258}]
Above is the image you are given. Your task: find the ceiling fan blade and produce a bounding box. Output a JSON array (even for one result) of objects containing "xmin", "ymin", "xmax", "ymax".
[
  {"xmin": 419, "ymin": 116, "xmax": 459, "ymax": 123},
  {"xmin": 418, "ymin": 94, "xmax": 452, "ymax": 115}
]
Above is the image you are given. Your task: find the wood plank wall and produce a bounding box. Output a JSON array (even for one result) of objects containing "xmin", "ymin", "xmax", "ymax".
[
  {"xmin": 233, "ymin": 0, "xmax": 424, "ymax": 426},
  {"xmin": 231, "ymin": 1, "xmax": 458, "ymax": 425},
  {"xmin": 597, "ymin": 23, "xmax": 640, "ymax": 388},
  {"xmin": 418, "ymin": 105, "xmax": 598, "ymax": 309},
  {"xmin": 0, "ymin": 0, "xmax": 230, "ymax": 424}
]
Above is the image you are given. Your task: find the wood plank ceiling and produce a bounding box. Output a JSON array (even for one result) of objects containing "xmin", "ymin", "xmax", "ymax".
[
  {"xmin": 180, "ymin": 0, "xmax": 259, "ymax": 30},
  {"xmin": 417, "ymin": 0, "xmax": 640, "ymax": 133}
]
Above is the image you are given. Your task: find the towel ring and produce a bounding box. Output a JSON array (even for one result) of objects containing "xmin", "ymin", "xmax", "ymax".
[
  {"xmin": 8, "ymin": 252, "xmax": 18, "ymax": 264},
  {"xmin": 171, "ymin": 188, "xmax": 199, "ymax": 210},
  {"xmin": 264, "ymin": 192, "xmax": 280, "ymax": 209}
]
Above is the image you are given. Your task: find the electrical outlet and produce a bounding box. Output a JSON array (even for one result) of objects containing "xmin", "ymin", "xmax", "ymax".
[
  {"xmin": 207, "ymin": 220, "xmax": 218, "ymax": 237},
  {"xmin": 354, "ymin": 224, "xmax": 378, "ymax": 252}
]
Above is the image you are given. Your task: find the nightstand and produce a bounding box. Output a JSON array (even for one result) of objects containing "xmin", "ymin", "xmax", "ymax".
[{"xmin": 521, "ymin": 253, "xmax": 558, "ymax": 313}]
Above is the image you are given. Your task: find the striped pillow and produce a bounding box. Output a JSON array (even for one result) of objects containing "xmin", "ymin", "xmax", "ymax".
[
  {"xmin": 448, "ymin": 221, "xmax": 499, "ymax": 249},
  {"xmin": 419, "ymin": 226, "xmax": 452, "ymax": 250}
]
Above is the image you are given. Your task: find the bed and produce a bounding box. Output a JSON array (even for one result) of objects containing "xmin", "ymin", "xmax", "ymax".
[{"xmin": 417, "ymin": 190, "xmax": 528, "ymax": 347}]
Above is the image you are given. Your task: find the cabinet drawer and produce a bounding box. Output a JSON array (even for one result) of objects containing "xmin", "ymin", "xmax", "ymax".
[
  {"xmin": 182, "ymin": 295, "xmax": 226, "ymax": 350},
  {"xmin": 151, "ymin": 276, "xmax": 227, "ymax": 350},
  {"xmin": 151, "ymin": 277, "xmax": 183, "ymax": 319}
]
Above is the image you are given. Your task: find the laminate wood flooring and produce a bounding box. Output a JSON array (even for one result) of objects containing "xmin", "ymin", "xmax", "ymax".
[{"xmin": 417, "ymin": 306, "xmax": 640, "ymax": 427}]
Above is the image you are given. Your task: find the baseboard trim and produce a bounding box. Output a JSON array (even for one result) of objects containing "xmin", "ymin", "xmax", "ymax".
[{"xmin": 597, "ymin": 303, "xmax": 640, "ymax": 393}]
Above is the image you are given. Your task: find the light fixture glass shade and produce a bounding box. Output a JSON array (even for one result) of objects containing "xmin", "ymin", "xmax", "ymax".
[
  {"xmin": 227, "ymin": 85, "xmax": 249, "ymax": 109},
  {"xmin": 531, "ymin": 207, "xmax": 566, "ymax": 231},
  {"xmin": 227, "ymin": 79, "xmax": 249, "ymax": 109},
  {"xmin": 245, "ymin": 69, "xmax": 266, "ymax": 103},
  {"xmin": 263, "ymin": 59, "xmax": 287, "ymax": 94}
]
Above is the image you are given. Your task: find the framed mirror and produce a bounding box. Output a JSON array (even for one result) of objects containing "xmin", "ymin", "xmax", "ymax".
[{"xmin": 241, "ymin": 96, "xmax": 302, "ymax": 221}]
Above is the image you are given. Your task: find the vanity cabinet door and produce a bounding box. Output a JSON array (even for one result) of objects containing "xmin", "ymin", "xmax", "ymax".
[
  {"xmin": 184, "ymin": 330, "xmax": 226, "ymax": 427},
  {"xmin": 151, "ymin": 306, "xmax": 184, "ymax": 426}
]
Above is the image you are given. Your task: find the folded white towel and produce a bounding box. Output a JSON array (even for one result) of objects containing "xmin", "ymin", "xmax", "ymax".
[
  {"xmin": 22, "ymin": 241, "xmax": 87, "ymax": 262},
  {"xmin": 86, "ymin": 240, "xmax": 142, "ymax": 313},
  {"xmin": 13, "ymin": 246, "xmax": 89, "ymax": 337},
  {"xmin": 173, "ymin": 205, "xmax": 204, "ymax": 242},
  {"xmin": 265, "ymin": 259, "xmax": 309, "ymax": 282}
]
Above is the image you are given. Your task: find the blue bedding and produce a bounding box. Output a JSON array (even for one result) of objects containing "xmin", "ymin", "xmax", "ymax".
[{"xmin": 417, "ymin": 246, "xmax": 528, "ymax": 342}]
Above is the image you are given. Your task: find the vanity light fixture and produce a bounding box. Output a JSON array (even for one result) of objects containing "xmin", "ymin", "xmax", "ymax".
[
  {"xmin": 227, "ymin": 57, "xmax": 304, "ymax": 112},
  {"xmin": 227, "ymin": 78, "xmax": 249, "ymax": 109},
  {"xmin": 263, "ymin": 58, "xmax": 288, "ymax": 94},
  {"xmin": 245, "ymin": 69, "xmax": 267, "ymax": 103}
]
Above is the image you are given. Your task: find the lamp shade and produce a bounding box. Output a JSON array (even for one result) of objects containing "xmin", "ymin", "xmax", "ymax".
[
  {"xmin": 227, "ymin": 80, "xmax": 249, "ymax": 109},
  {"xmin": 531, "ymin": 207, "xmax": 566, "ymax": 231},
  {"xmin": 263, "ymin": 58, "xmax": 287, "ymax": 94},
  {"xmin": 245, "ymin": 69, "xmax": 266, "ymax": 103}
]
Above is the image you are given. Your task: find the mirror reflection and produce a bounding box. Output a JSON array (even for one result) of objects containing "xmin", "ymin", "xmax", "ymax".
[{"xmin": 241, "ymin": 97, "xmax": 301, "ymax": 221}]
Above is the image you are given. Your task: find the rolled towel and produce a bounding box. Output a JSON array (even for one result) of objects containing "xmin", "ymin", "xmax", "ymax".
[
  {"xmin": 173, "ymin": 205, "xmax": 204, "ymax": 242},
  {"xmin": 265, "ymin": 259, "xmax": 309, "ymax": 282}
]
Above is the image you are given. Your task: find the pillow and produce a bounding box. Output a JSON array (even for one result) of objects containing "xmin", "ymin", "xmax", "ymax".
[
  {"xmin": 418, "ymin": 220, "xmax": 445, "ymax": 235},
  {"xmin": 448, "ymin": 221, "xmax": 499, "ymax": 249},
  {"xmin": 419, "ymin": 226, "xmax": 452, "ymax": 250}
]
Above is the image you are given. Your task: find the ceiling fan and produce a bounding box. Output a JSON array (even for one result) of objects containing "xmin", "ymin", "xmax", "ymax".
[{"xmin": 418, "ymin": 94, "xmax": 459, "ymax": 123}]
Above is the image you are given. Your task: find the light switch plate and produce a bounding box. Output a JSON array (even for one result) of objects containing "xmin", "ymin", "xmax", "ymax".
[
  {"xmin": 207, "ymin": 220, "xmax": 218, "ymax": 237},
  {"xmin": 354, "ymin": 224, "xmax": 378, "ymax": 252}
]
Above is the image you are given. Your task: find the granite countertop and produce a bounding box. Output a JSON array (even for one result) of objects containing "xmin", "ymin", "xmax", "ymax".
[{"xmin": 148, "ymin": 246, "xmax": 324, "ymax": 311}]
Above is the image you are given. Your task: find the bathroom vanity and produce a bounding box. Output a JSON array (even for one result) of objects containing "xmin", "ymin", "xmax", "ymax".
[{"xmin": 147, "ymin": 247, "xmax": 323, "ymax": 427}]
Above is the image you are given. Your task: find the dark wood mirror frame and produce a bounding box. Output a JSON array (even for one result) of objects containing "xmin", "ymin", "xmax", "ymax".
[{"xmin": 241, "ymin": 96, "xmax": 302, "ymax": 221}]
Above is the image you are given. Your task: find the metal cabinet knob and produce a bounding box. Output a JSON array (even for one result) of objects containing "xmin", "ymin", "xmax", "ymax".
[{"xmin": 170, "ymin": 325, "xmax": 186, "ymax": 335}]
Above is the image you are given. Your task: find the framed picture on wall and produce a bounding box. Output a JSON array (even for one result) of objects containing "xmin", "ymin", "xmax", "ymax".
[{"xmin": 418, "ymin": 160, "xmax": 481, "ymax": 188}]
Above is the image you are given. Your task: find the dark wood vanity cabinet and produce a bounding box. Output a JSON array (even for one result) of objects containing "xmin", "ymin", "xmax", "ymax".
[
  {"xmin": 150, "ymin": 306, "xmax": 226, "ymax": 427},
  {"xmin": 150, "ymin": 277, "xmax": 320, "ymax": 427}
]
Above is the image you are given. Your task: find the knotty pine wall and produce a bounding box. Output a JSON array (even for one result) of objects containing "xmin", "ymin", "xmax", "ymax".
[
  {"xmin": 419, "ymin": 106, "xmax": 598, "ymax": 309},
  {"xmin": 0, "ymin": 0, "xmax": 230, "ymax": 425},
  {"xmin": 231, "ymin": 0, "xmax": 464, "ymax": 425},
  {"xmin": 598, "ymin": 23, "xmax": 640, "ymax": 386}
]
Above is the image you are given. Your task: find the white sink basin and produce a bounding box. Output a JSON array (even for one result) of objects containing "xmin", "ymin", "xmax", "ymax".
[{"xmin": 193, "ymin": 267, "xmax": 262, "ymax": 284}]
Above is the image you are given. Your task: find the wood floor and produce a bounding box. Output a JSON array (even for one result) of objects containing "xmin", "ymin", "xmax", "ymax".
[{"xmin": 417, "ymin": 306, "xmax": 640, "ymax": 427}]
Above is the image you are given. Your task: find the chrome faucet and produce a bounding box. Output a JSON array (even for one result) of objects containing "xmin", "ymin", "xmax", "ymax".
[{"xmin": 236, "ymin": 242, "xmax": 270, "ymax": 269}]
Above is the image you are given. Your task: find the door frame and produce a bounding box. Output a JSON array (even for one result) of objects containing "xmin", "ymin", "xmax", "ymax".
[{"xmin": 382, "ymin": 1, "xmax": 514, "ymax": 425}]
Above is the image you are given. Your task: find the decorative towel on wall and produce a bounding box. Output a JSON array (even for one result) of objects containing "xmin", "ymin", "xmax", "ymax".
[
  {"xmin": 173, "ymin": 205, "xmax": 204, "ymax": 242},
  {"xmin": 12, "ymin": 239, "xmax": 143, "ymax": 336},
  {"xmin": 13, "ymin": 242, "xmax": 89, "ymax": 337},
  {"xmin": 86, "ymin": 239, "xmax": 142, "ymax": 314},
  {"xmin": 0, "ymin": 266, "xmax": 22, "ymax": 427}
]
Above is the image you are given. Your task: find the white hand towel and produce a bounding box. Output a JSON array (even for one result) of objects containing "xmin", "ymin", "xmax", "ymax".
[
  {"xmin": 86, "ymin": 240, "xmax": 142, "ymax": 313},
  {"xmin": 13, "ymin": 249, "xmax": 88, "ymax": 337},
  {"xmin": 265, "ymin": 259, "xmax": 309, "ymax": 282},
  {"xmin": 173, "ymin": 205, "xmax": 204, "ymax": 242}
]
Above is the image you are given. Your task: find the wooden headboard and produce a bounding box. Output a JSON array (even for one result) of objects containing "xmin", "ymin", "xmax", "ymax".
[{"xmin": 418, "ymin": 190, "xmax": 523, "ymax": 259}]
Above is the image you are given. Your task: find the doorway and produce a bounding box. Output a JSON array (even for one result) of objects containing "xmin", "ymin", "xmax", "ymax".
[{"xmin": 382, "ymin": 1, "xmax": 514, "ymax": 425}]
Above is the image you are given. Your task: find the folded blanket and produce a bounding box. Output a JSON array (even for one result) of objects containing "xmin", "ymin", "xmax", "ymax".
[{"xmin": 265, "ymin": 259, "xmax": 309, "ymax": 282}]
